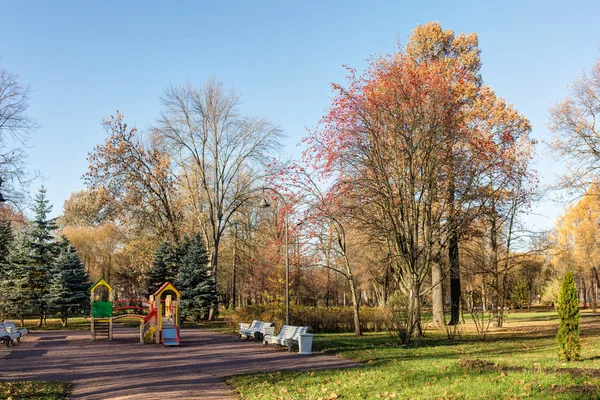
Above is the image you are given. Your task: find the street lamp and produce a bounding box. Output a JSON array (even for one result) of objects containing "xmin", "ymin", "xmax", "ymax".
[
  {"xmin": 258, "ymin": 187, "xmax": 290, "ymax": 326},
  {"xmin": 0, "ymin": 178, "xmax": 6, "ymax": 203}
]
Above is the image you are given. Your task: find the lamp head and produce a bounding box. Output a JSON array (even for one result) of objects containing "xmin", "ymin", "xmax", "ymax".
[{"xmin": 258, "ymin": 197, "xmax": 271, "ymax": 208}]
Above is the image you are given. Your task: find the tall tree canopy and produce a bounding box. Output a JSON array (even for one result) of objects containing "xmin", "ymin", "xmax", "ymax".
[
  {"xmin": 155, "ymin": 78, "xmax": 284, "ymax": 316},
  {"xmin": 305, "ymin": 22, "xmax": 533, "ymax": 340},
  {"xmin": 550, "ymin": 57, "xmax": 600, "ymax": 192}
]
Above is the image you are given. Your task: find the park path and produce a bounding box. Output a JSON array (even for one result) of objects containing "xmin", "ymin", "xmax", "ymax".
[{"xmin": 0, "ymin": 325, "xmax": 359, "ymax": 399}]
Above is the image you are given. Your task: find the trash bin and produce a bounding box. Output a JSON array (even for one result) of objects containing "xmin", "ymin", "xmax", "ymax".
[{"xmin": 298, "ymin": 333, "xmax": 313, "ymax": 355}]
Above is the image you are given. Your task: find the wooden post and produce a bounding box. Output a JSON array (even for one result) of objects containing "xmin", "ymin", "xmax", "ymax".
[
  {"xmin": 166, "ymin": 295, "xmax": 172, "ymax": 319},
  {"xmin": 155, "ymin": 294, "xmax": 161, "ymax": 344}
]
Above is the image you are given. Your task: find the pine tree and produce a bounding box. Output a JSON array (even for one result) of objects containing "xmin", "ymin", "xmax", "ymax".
[
  {"xmin": 147, "ymin": 242, "xmax": 175, "ymax": 294},
  {"xmin": 0, "ymin": 217, "xmax": 15, "ymax": 318},
  {"xmin": 28, "ymin": 186, "xmax": 59, "ymax": 326},
  {"xmin": 0, "ymin": 237, "xmax": 34, "ymax": 325},
  {"xmin": 0, "ymin": 216, "xmax": 13, "ymax": 264},
  {"xmin": 557, "ymin": 271, "xmax": 581, "ymax": 361},
  {"xmin": 175, "ymin": 234, "xmax": 216, "ymax": 321},
  {"xmin": 49, "ymin": 239, "xmax": 90, "ymax": 326}
]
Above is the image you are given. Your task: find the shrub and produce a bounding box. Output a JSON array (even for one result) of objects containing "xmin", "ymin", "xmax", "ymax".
[
  {"xmin": 225, "ymin": 304, "xmax": 388, "ymax": 333},
  {"xmin": 383, "ymin": 292, "xmax": 413, "ymax": 344},
  {"xmin": 542, "ymin": 278, "xmax": 561, "ymax": 308},
  {"xmin": 556, "ymin": 271, "xmax": 580, "ymax": 361}
]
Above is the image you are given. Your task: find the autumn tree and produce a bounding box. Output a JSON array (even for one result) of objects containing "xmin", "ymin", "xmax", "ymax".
[
  {"xmin": 405, "ymin": 22, "xmax": 482, "ymax": 326},
  {"xmin": 552, "ymin": 184, "xmax": 600, "ymax": 310},
  {"xmin": 549, "ymin": 57, "xmax": 600, "ymax": 192},
  {"xmin": 85, "ymin": 111, "xmax": 183, "ymax": 243},
  {"xmin": 306, "ymin": 24, "xmax": 532, "ymax": 340},
  {"xmin": 155, "ymin": 79, "xmax": 283, "ymax": 317},
  {"xmin": 280, "ymin": 163, "xmax": 363, "ymax": 336},
  {"xmin": 306, "ymin": 54, "xmax": 473, "ymax": 340}
]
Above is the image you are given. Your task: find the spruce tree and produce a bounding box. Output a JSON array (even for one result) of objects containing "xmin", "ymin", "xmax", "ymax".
[
  {"xmin": 175, "ymin": 234, "xmax": 216, "ymax": 321},
  {"xmin": 28, "ymin": 186, "xmax": 59, "ymax": 326},
  {"xmin": 0, "ymin": 217, "xmax": 15, "ymax": 318},
  {"xmin": 0, "ymin": 237, "xmax": 34, "ymax": 325},
  {"xmin": 147, "ymin": 242, "xmax": 174, "ymax": 294},
  {"xmin": 557, "ymin": 271, "xmax": 581, "ymax": 361},
  {"xmin": 0, "ymin": 216, "xmax": 13, "ymax": 264},
  {"xmin": 49, "ymin": 240, "xmax": 90, "ymax": 326}
]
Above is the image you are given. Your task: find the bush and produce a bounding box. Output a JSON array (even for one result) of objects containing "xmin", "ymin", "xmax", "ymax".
[
  {"xmin": 542, "ymin": 278, "xmax": 561, "ymax": 308},
  {"xmin": 225, "ymin": 304, "xmax": 388, "ymax": 333},
  {"xmin": 556, "ymin": 271, "xmax": 580, "ymax": 361}
]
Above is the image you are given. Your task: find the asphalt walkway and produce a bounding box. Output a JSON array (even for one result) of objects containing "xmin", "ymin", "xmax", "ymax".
[{"xmin": 0, "ymin": 325, "xmax": 358, "ymax": 399}]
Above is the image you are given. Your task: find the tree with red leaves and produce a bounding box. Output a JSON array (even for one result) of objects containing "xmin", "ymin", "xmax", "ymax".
[{"xmin": 305, "ymin": 26, "xmax": 532, "ymax": 340}]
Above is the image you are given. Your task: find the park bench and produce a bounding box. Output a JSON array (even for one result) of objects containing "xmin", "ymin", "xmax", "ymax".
[
  {"xmin": 2, "ymin": 321, "xmax": 29, "ymax": 337},
  {"xmin": 238, "ymin": 320, "xmax": 275, "ymax": 341},
  {"xmin": 263, "ymin": 324, "xmax": 312, "ymax": 353},
  {"xmin": 0, "ymin": 323, "xmax": 22, "ymax": 347}
]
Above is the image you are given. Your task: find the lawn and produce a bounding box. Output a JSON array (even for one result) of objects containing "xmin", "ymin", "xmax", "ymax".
[
  {"xmin": 16, "ymin": 317, "xmax": 90, "ymax": 331},
  {"xmin": 229, "ymin": 310, "xmax": 600, "ymax": 399},
  {"xmin": 0, "ymin": 381, "xmax": 70, "ymax": 400}
]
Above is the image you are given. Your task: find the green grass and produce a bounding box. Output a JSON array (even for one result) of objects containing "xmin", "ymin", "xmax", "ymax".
[
  {"xmin": 0, "ymin": 381, "xmax": 70, "ymax": 400},
  {"xmin": 228, "ymin": 317, "xmax": 600, "ymax": 400},
  {"xmin": 19, "ymin": 317, "xmax": 90, "ymax": 331}
]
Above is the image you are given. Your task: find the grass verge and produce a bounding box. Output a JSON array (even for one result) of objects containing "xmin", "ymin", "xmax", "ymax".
[
  {"xmin": 0, "ymin": 381, "xmax": 70, "ymax": 400},
  {"xmin": 228, "ymin": 314, "xmax": 600, "ymax": 399}
]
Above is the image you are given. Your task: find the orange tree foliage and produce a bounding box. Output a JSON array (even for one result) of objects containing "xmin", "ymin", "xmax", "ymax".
[
  {"xmin": 85, "ymin": 111, "xmax": 183, "ymax": 243},
  {"xmin": 304, "ymin": 25, "xmax": 532, "ymax": 340}
]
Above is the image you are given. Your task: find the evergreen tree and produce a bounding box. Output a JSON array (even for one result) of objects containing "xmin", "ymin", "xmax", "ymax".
[
  {"xmin": 175, "ymin": 234, "xmax": 216, "ymax": 321},
  {"xmin": 147, "ymin": 242, "xmax": 173, "ymax": 294},
  {"xmin": 0, "ymin": 237, "xmax": 34, "ymax": 325},
  {"xmin": 147, "ymin": 240, "xmax": 187, "ymax": 295},
  {"xmin": 49, "ymin": 239, "xmax": 90, "ymax": 326},
  {"xmin": 557, "ymin": 271, "xmax": 581, "ymax": 361},
  {"xmin": 0, "ymin": 217, "xmax": 15, "ymax": 318},
  {"xmin": 28, "ymin": 186, "xmax": 59, "ymax": 326},
  {"xmin": 0, "ymin": 216, "xmax": 13, "ymax": 264}
]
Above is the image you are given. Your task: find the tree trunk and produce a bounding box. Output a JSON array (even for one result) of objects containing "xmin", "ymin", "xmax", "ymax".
[
  {"xmin": 409, "ymin": 282, "xmax": 422, "ymax": 339},
  {"xmin": 232, "ymin": 228, "xmax": 237, "ymax": 310},
  {"xmin": 208, "ymin": 236, "xmax": 220, "ymax": 320},
  {"xmin": 348, "ymin": 277, "xmax": 362, "ymax": 336},
  {"xmin": 431, "ymin": 261, "xmax": 445, "ymax": 329},
  {"xmin": 448, "ymin": 168, "xmax": 461, "ymax": 326},
  {"xmin": 582, "ymin": 279, "xmax": 588, "ymax": 309},
  {"xmin": 448, "ymin": 231, "xmax": 460, "ymax": 325}
]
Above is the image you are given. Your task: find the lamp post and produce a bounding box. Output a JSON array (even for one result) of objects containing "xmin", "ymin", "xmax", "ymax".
[
  {"xmin": 0, "ymin": 178, "xmax": 6, "ymax": 203},
  {"xmin": 258, "ymin": 187, "xmax": 289, "ymax": 326}
]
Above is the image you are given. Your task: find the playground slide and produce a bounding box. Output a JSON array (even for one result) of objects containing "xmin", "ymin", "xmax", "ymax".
[{"xmin": 162, "ymin": 319, "xmax": 180, "ymax": 346}]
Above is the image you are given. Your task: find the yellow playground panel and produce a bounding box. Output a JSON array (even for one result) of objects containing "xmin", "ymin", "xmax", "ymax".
[{"xmin": 89, "ymin": 279, "xmax": 181, "ymax": 346}]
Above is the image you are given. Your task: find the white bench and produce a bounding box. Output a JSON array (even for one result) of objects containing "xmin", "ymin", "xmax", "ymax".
[
  {"xmin": 3, "ymin": 321, "xmax": 29, "ymax": 337},
  {"xmin": 263, "ymin": 325, "xmax": 311, "ymax": 352},
  {"xmin": 0, "ymin": 323, "xmax": 22, "ymax": 347},
  {"xmin": 238, "ymin": 320, "xmax": 275, "ymax": 341}
]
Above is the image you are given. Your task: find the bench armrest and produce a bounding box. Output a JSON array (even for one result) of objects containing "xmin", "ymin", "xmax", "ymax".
[
  {"xmin": 262, "ymin": 326, "xmax": 275, "ymax": 336},
  {"xmin": 238, "ymin": 322, "xmax": 250, "ymax": 331}
]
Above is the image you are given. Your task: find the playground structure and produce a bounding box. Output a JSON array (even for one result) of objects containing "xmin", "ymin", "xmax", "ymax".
[{"xmin": 90, "ymin": 278, "xmax": 181, "ymax": 346}]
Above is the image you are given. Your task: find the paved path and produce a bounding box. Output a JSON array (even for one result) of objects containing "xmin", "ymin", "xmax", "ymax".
[{"xmin": 0, "ymin": 325, "xmax": 359, "ymax": 399}]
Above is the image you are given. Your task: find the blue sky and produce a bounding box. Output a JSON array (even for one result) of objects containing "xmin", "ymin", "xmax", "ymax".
[{"xmin": 2, "ymin": 1, "xmax": 599, "ymax": 232}]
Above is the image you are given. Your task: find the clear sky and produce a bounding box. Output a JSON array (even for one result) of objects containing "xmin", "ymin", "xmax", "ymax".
[{"xmin": 2, "ymin": 0, "xmax": 599, "ymax": 233}]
